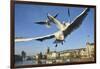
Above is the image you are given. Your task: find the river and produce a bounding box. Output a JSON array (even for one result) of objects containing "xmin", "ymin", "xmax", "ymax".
[{"xmin": 15, "ymin": 60, "xmax": 46, "ymax": 66}]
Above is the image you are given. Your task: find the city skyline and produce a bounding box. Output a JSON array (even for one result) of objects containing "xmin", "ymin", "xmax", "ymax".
[{"xmin": 15, "ymin": 3, "xmax": 94, "ymax": 56}]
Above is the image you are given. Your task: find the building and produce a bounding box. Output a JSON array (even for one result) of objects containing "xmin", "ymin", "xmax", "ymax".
[
  {"xmin": 46, "ymin": 51, "xmax": 59, "ymax": 60},
  {"xmin": 59, "ymin": 48, "xmax": 86, "ymax": 59},
  {"xmin": 80, "ymin": 48, "xmax": 87, "ymax": 58},
  {"xmin": 86, "ymin": 42, "xmax": 94, "ymax": 58},
  {"xmin": 45, "ymin": 42, "xmax": 94, "ymax": 60},
  {"xmin": 33, "ymin": 42, "xmax": 94, "ymax": 64},
  {"xmin": 35, "ymin": 54, "xmax": 40, "ymax": 60}
]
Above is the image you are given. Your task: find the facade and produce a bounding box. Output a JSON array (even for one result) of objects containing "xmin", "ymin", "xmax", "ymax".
[
  {"xmin": 34, "ymin": 42, "xmax": 94, "ymax": 63},
  {"xmin": 80, "ymin": 48, "xmax": 87, "ymax": 58},
  {"xmin": 59, "ymin": 48, "xmax": 86, "ymax": 59},
  {"xmin": 45, "ymin": 42, "xmax": 94, "ymax": 60},
  {"xmin": 46, "ymin": 51, "xmax": 59, "ymax": 59},
  {"xmin": 35, "ymin": 54, "xmax": 40, "ymax": 60},
  {"xmin": 86, "ymin": 42, "xmax": 94, "ymax": 58}
]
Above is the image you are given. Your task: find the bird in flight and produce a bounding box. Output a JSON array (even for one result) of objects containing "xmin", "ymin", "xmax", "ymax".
[
  {"xmin": 35, "ymin": 13, "xmax": 59, "ymax": 28},
  {"xmin": 15, "ymin": 8, "xmax": 90, "ymax": 46}
]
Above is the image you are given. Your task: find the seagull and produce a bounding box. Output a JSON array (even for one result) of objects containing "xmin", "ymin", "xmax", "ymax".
[
  {"xmin": 15, "ymin": 8, "xmax": 90, "ymax": 46},
  {"xmin": 35, "ymin": 13, "xmax": 59, "ymax": 28}
]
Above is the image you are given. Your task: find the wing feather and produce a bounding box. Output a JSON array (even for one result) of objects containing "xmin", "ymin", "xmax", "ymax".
[
  {"xmin": 35, "ymin": 22, "xmax": 47, "ymax": 25},
  {"xmin": 15, "ymin": 33, "xmax": 54, "ymax": 42},
  {"xmin": 63, "ymin": 8, "xmax": 90, "ymax": 37}
]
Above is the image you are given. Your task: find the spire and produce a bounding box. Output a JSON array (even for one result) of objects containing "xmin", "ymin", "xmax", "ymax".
[
  {"xmin": 86, "ymin": 35, "xmax": 90, "ymax": 45},
  {"xmin": 47, "ymin": 47, "xmax": 50, "ymax": 53}
]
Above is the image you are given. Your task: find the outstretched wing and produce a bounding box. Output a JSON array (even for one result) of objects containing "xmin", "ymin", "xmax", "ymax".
[
  {"xmin": 63, "ymin": 8, "xmax": 90, "ymax": 37},
  {"xmin": 35, "ymin": 22, "xmax": 47, "ymax": 25},
  {"xmin": 15, "ymin": 33, "xmax": 55, "ymax": 42},
  {"xmin": 54, "ymin": 13, "xmax": 59, "ymax": 18}
]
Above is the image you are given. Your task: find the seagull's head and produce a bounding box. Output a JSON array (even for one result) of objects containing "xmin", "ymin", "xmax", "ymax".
[
  {"xmin": 47, "ymin": 13, "xmax": 52, "ymax": 18},
  {"xmin": 47, "ymin": 13, "xmax": 53, "ymax": 21}
]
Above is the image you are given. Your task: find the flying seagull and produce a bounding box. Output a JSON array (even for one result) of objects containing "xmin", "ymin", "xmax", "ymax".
[
  {"xmin": 15, "ymin": 8, "xmax": 90, "ymax": 46},
  {"xmin": 35, "ymin": 13, "xmax": 59, "ymax": 28}
]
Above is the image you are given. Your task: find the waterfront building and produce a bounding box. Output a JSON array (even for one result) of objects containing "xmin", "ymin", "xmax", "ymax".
[
  {"xmin": 86, "ymin": 42, "xmax": 94, "ymax": 58},
  {"xmin": 46, "ymin": 51, "xmax": 59, "ymax": 60},
  {"xmin": 33, "ymin": 42, "xmax": 94, "ymax": 64},
  {"xmin": 45, "ymin": 42, "xmax": 94, "ymax": 60}
]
